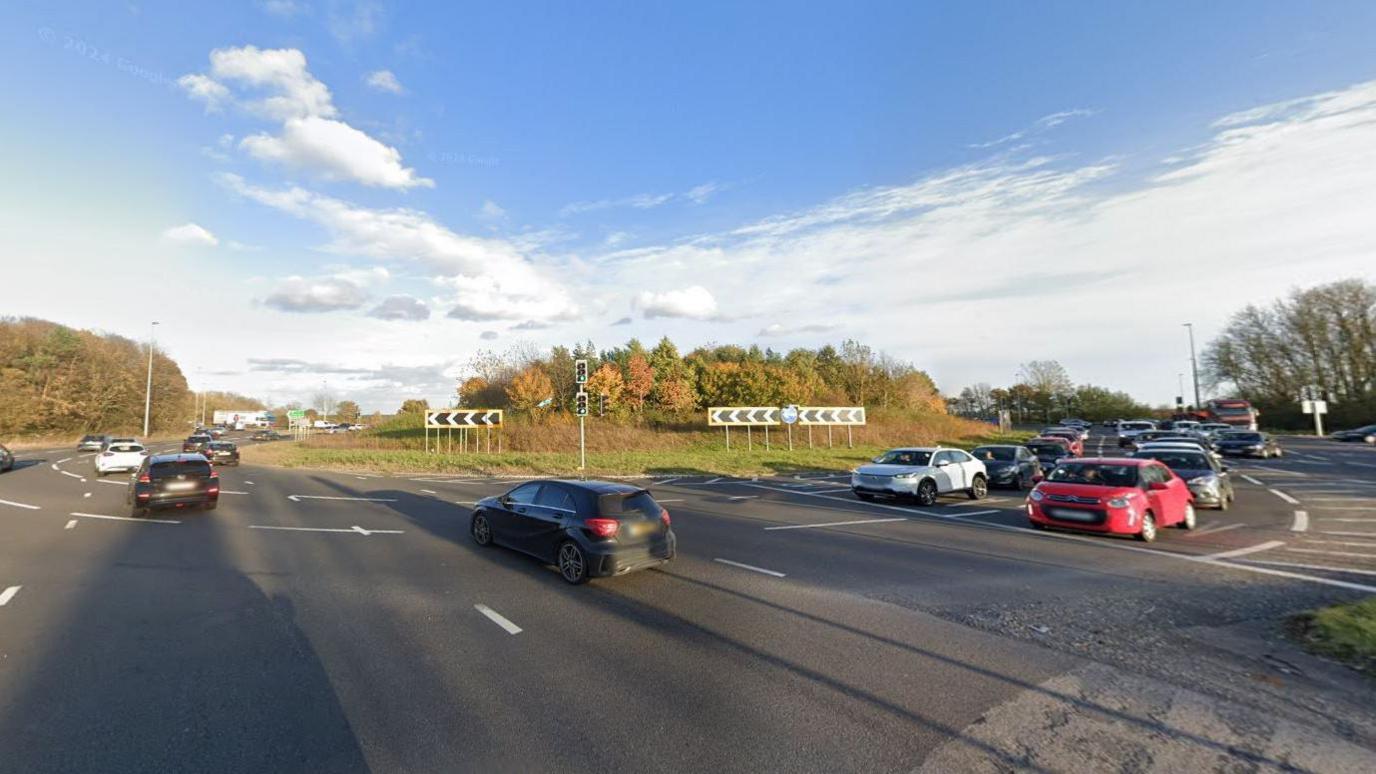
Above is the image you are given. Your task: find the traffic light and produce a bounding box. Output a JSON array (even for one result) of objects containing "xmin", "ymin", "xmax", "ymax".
[
  {"xmin": 575, "ymin": 391, "xmax": 589, "ymax": 417},
  {"xmin": 575, "ymin": 359, "xmax": 588, "ymax": 385}
]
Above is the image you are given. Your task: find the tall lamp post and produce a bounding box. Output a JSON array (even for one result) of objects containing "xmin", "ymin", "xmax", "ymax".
[
  {"xmin": 1183, "ymin": 323, "xmax": 1201, "ymax": 410},
  {"xmin": 142, "ymin": 321, "xmax": 160, "ymax": 437}
]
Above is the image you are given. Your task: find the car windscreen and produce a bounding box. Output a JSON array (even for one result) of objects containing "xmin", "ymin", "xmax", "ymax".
[
  {"xmin": 109, "ymin": 444, "xmax": 143, "ymax": 453},
  {"xmin": 972, "ymin": 447, "xmax": 1016, "ymax": 462},
  {"xmin": 598, "ymin": 491, "xmax": 660, "ymax": 519},
  {"xmin": 874, "ymin": 450, "xmax": 932, "ymax": 466},
  {"xmin": 1134, "ymin": 451, "xmax": 1209, "ymax": 470},
  {"xmin": 1220, "ymin": 433, "xmax": 1261, "ymax": 442},
  {"xmin": 1047, "ymin": 463, "xmax": 1140, "ymax": 487},
  {"xmin": 150, "ymin": 460, "xmax": 211, "ymax": 478},
  {"xmin": 188, "ymin": 435, "xmax": 210, "ymax": 442},
  {"xmin": 1121, "ymin": 423, "xmax": 1153, "ymax": 431}
]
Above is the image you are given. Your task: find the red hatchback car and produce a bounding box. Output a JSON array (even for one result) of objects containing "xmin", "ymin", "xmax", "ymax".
[{"xmin": 1026, "ymin": 458, "xmax": 1195, "ymax": 542}]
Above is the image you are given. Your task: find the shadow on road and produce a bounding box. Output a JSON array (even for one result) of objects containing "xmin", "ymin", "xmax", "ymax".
[{"xmin": 0, "ymin": 511, "xmax": 370, "ymax": 774}]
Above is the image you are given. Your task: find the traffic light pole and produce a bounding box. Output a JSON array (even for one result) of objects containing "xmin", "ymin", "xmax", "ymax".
[{"xmin": 579, "ymin": 415, "xmax": 586, "ymax": 477}]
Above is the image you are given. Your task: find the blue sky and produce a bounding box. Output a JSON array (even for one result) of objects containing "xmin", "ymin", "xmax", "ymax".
[{"xmin": 3, "ymin": 1, "xmax": 1376, "ymax": 410}]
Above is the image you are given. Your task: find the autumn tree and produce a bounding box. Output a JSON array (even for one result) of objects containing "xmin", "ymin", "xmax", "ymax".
[
  {"xmin": 506, "ymin": 365, "xmax": 555, "ymax": 412},
  {"xmin": 625, "ymin": 354, "xmax": 655, "ymax": 412},
  {"xmin": 585, "ymin": 363, "xmax": 625, "ymax": 414},
  {"xmin": 335, "ymin": 400, "xmax": 361, "ymax": 423},
  {"xmin": 398, "ymin": 398, "xmax": 429, "ymax": 415}
]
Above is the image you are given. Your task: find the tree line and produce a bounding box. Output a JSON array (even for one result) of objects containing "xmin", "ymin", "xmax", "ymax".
[
  {"xmin": 949, "ymin": 360, "xmax": 1154, "ymax": 423},
  {"xmin": 425, "ymin": 338, "xmax": 946, "ymax": 420},
  {"xmin": 1204, "ymin": 278, "xmax": 1376, "ymax": 429},
  {"xmin": 0, "ymin": 318, "xmax": 191, "ymax": 436}
]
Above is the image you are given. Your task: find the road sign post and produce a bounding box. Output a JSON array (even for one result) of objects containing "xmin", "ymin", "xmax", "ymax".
[{"xmin": 1302, "ymin": 398, "xmax": 1328, "ymax": 437}]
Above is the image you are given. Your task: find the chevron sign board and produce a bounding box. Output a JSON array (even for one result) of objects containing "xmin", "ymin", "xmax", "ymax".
[
  {"xmin": 795, "ymin": 406, "xmax": 866, "ymax": 426},
  {"xmin": 707, "ymin": 406, "xmax": 781, "ymax": 426},
  {"xmin": 426, "ymin": 410, "xmax": 504, "ymax": 428}
]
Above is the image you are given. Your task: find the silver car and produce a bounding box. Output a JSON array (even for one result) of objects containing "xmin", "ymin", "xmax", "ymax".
[{"xmin": 851, "ymin": 447, "xmax": 989, "ymax": 505}]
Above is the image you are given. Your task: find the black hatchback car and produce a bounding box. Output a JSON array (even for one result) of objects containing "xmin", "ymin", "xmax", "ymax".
[
  {"xmin": 205, "ymin": 441, "xmax": 240, "ymax": 466},
  {"xmin": 470, "ymin": 480, "xmax": 676, "ymax": 584},
  {"xmin": 127, "ymin": 454, "xmax": 219, "ymax": 516},
  {"xmin": 1330, "ymin": 424, "xmax": 1376, "ymax": 444},
  {"xmin": 971, "ymin": 444, "xmax": 1041, "ymax": 489},
  {"xmin": 1215, "ymin": 431, "xmax": 1282, "ymax": 458}
]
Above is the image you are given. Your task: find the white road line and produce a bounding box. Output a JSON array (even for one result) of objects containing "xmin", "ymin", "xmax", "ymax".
[
  {"xmin": 727, "ymin": 495, "xmax": 759, "ymax": 501},
  {"xmin": 1326, "ymin": 518, "xmax": 1376, "ymax": 523},
  {"xmin": 1301, "ymin": 539, "xmax": 1376, "ymax": 549},
  {"xmin": 245, "ymin": 481, "xmax": 255, "ymax": 485},
  {"xmin": 0, "ymin": 499, "xmax": 41, "ymax": 510},
  {"xmin": 1286, "ymin": 547, "xmax": 1376, "ymax": 560},
  {"xmin": 1268, "ymin": 489, "xmax": 1300, "ymax": 505},
  {"xmin": 286, "ymin": 495, "xmax": 398, "ymax": 503},
  {"xmin": 65, "ymin": 519, "xmax": 77, "ymax": 529},
  {"xmin": 1240, "ymin": 475, "xmax": 1265, "ymax": 486},
  {"xmin": 655, "ymin": 498, "xmax": 685, "ymax": 503},
  {"xmin": 83, "ymin": 492, "xmax": 91, "ymax": 498},
  {"xmin": 60, "ymin": 470, "xmax": 84, "ymax": 480},
  {"xmin": 97, "ymin": 480, "xmax": 125, "ymax": 486},
  {"xmin": 0, "ymin": 586, "xmax": 20, "ymax": 606},
  {"xmin": 419, "ymin": 489, "xmax": 438, "ymax": 495},
  {"xmin": 1202, "ymin": 541, "xmax": 1285, "ymax": 560},
  {"xmin": 71, "ymin": 511, "xmax": 181, "ymax": 524},
  {"xmin": 1319, "ymin": 530, "xmax": 1376, "ymax": 538},
  {"xmin": 944, "ymin": 509, "xmax": 1001, "ymax": 518},
  {"xmin": 56, "ymin": 457, "xmax": 72, "ymax": 464},
  {"xmin": 1291, "ymin": 511, "xmax": 1309, "ymax": 532},
  {"xmin": 1347, "ymin": 461, "xmax": 1376, "ymax": 469},
  {"xmin": 1188, "ymin": 523, "xmax": 1245, "ymax": 538},
  {"xmin": 248, "ymin": 525, "xmax": 404, "ymax": 534},
  {"xmin": 474, "ymin": 604, "xmax": 522, "ymax": 635},
  {"xmin": 703, "ymin": 477, "xmax": 723, "ymax": 484},
  {"xmin": 1241, "ymin": 559, "xmax": 1376, "ymax": 577},
  {"xmin": 454, "ymin": 501, "xmax": 478, "ymax": 506},
  {"xmin": 50, "ymin": 464, "xmax": 59, "ymax": 471},
  {"xmin": 1305, "ymin": 497, "xmax": 1376, "ymax": 502},
  {"xmin": 1306, "ymin": 506, "xmax": 1376, "ymax": 512},
  {"xmin": 810, "ymin": 488, "xmax": 853, "ymax": 495},
  {"xmin": 655, "ymin": 477, "xmax": 680, "ymax": 486},
  {"xmin": 714, "ymin": 558, "xmax": 787, "ymax": 577},
  {"xmin": 765, "ymin": 517, "xmax": 910, "ymax": 531}
]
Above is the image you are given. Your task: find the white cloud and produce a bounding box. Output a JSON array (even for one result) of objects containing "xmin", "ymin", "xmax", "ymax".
[
  {"xmin": 262, "ymin": 266, "xmax": 386, "ymax": 313},
  {"xmin": 329, "ymin": 0, "xmax": 383, "ymax": 44},
  {"xmin": 368, "ymin": 294, "xmax": 429, "ymax": 320},
  {"xmin": 161, "ymin": 222, "xmax": 219, "ymax": 246},
  {"xmin": 561, "ymin": 192, "xmax": 673, "ymax": 217},
  {"xmin": 240, "ymin": 116, "xmax": 433, "ymax": 189},
  {"xmin": 259, "ymin": 0, "xmax": 306, "ymax": 17},
  {"xmin": 604, "ymin": 231, "xmax": 631, "ymax": 247},
  {"xmin": 633, "ymin": 285, "xmax": 720, "ymax": 320},
  {"xmin": 757, "ymin": 322, "xmax": 838, "ymax": 337},
  {"xmin": 180, "ymin": 46, "xmax": 430, "ymax": 190},
  {"xmin": 219, "ymin": 173, "xmax": 579, "ymax": 323},
  {"xmin": 477, "ymin": 200, "xmax": 507, "ymax": 222},
  {"xmin": 969, "ymin": 108, "xmax": 1097, "ymax": 149},
  {"xmin": 686, "ymin": 181, "xmax": 721, "ymax": 204},
  {"xmin": 479, "ymin": 330, "xmax": 499, "ymax": 340},
  {"xmin": 365, "ymin": 69, "xmax": 405, "ymax": 94}
]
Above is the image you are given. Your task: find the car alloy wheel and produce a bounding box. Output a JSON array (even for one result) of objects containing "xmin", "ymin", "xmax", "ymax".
[
  {"xmin": 1180, "ymin": 503, "xmax": 1197, "ymax": 529},
  {"xmin": 558, "ymin": 541, "xmax": 589, "ymax": 585},
  {"xmin": 968, "ymin": 475, "xmax": 988, "ymax": 500},
  {"xmin": 471, "ymin": 513, "xmax": 493, "ymax": 546},
  {"xmin": 1137, "ymin": 512, "xmax": 1157, "ymax": 542},
  {"xmin": 915, "ymin": 479, "xmax": 938, "ymax": 507}
]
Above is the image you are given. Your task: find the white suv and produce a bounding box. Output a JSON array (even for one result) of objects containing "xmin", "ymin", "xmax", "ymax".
[
  {"xmin": 95, "ymin": 442, "xmax": 148, "ymax": 476},
  {"xmin": 851, "ymin": 447, "xmax": 988, "ymax": 505}
]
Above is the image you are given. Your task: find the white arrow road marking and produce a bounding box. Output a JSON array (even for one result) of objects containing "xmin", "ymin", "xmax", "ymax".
[
  {"xmin": 287, "ymin": 495, "xmax": 398, "ymax": 503},
  {"xmin": 1291, "ymin": 511, "xmax": 1309, "ymax": 532},
  {"xmin": 1239, "ymin": 474, "xmax": 1265, "ymax": 486},
  {"xmin": 714, "ymin": 558, "xmax": 787, "ymax": 577},
  {"xmin": 65, "ymin": 519, "xmax": 77, "ymax": 530},
  {"xmin": 474, "ymin": 604, "xmax": 522, "ymax": 635},
  {"xmin": 56, "ymin": 457, "xmax": 72, "ymax": 464},
  {"xmin": 0, "ymin": 499, "xmax": 41, "ymax": 510},
  {"xmin": 60, "ymin": 471, "xmax": 83, "ymax": 480},
  {"xmin": 249, "ymin": 525, "xmax": 405, "ymax": 534},
  {"xmin": 71, "ymin": 512, "xmax": 181, "ymax": 524},
  {"xmin": 50, "ymin": 464, "xmax": 59, "ymax": 471},
  {"xmin": 1201, "ymin": 540, "xmax": 1285, "ymax": 560},
  {"xmin": 0, "ymin": 586, "xmax": 21, "ymax": 606}
]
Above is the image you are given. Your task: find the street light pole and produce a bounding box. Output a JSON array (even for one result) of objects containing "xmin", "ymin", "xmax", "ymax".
[
  {"xmin": 142, "ymin": 321, "xmax": 159, "ymax": 437},
  {"xmin": 1183, "ymin": 323, "xmax": 1201, "ymax": 410}
]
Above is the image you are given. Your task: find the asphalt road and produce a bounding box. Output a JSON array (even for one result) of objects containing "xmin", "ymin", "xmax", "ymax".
[{"xmin": 2, "ymin": 429, "xmax": 1375, "ymax": 772}]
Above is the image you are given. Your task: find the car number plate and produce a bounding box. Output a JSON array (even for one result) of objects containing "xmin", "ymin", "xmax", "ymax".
[
  {"xmin": 165, "ymin": 481, "xmax": 196, "ymax": 491},
  {"xmin": 1046, "ymin": 507, "xmax": 1094, "ymax": 522},
  {"xmin": 631, "ymin": 522, "xmax": 655, "ymax": 537}
]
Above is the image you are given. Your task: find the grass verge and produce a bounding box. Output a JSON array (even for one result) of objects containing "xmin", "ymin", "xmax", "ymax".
[{"xmin": 1291, "ymin": 597, "xmax": 1376, "ymax": 676}]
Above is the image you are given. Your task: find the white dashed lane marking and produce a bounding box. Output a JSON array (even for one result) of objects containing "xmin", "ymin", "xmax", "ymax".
[
  {"xmin": 0, "ymin": 499, "xmax": 41, "ymax": 510},
  {"xmin": 0, "ymin": 586, "xmax": 21, "ymax": 606},
  {"xmin": 714, "ymin": 558, "xmax": 787, "ymax": 577},
  {"xmin": 474, "ymin": 604, "xmax": 522, "ymax": 635}
]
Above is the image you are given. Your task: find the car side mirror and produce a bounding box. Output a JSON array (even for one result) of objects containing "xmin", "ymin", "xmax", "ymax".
[{"xmin": 935, "ymin": 460, "xmax": 949, "ymax": 467}]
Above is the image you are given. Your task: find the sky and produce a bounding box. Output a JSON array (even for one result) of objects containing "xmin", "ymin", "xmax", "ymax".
[{"xmin": 3, "ymin": 1, "xmax": 1376, "ymax": 412}]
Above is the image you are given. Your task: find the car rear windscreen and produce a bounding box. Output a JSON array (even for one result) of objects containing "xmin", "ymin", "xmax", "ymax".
[
  {"xmin": 973, "ymin": 447, "xmax": 1015, "ymax": 462},
  {"xmin": 151, "ymin": 460, "xmax": 211, "ymax": 478},
  {"xmin": 1027, "ymin": 443, "xmax": 1065, "ymax": 455},
  {"xmin": 1222, "ymin": 433, "xmax": 1262, "ymax": 442},
  {"xmin": 109, "ymin": 444, "xmax": 142, "ymax": 453},
  {"xmin": 598, "ymin": 491, "xmax": 660, "ymax": 519},
  {"xmin": 1136, "ymin": 452, "xmax": 1208, "ymax": 469}
]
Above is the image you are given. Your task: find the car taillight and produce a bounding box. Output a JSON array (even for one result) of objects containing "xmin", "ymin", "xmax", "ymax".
[
  {"xmin": 138, "ymin": 473, "xmax": 151, "ymax": 483},
  {"xmin": 660, "ymin": 508, "xmax": 671, "ymax": 526},
  {"xmin": 585, "ymin": 518, "xmax": 619, "ymax": 538}
]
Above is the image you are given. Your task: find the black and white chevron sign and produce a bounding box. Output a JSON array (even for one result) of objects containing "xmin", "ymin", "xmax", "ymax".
[
  {"xmin": 426, "ymin": 410, "xmax": 504, "ymax": 428},
  {"xmin": 707, "ymin": 406, "xmax": 781, "ymax": 426},
  {"xmin": 795, "ymin": 407, "xmax": 866, "ymax": 426}
]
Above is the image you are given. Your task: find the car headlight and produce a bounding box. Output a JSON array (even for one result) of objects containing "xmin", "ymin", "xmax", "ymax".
[
  {"xmin": 1029, "ymin": 489, "xmax": 1045, "ymax": 502},
  {"xmin": 893, "ymin": 472, "xmax": 917, "ymax": 480},
  {"xmin": 1188, "ymin": 474, "xmax": 1219, "ymax": 490},
  {"xmin": 1106, "ymin": 496, "xmax": 1132, "ymax": 508},
  {"xmin": 1248, "ymin": 444, "xmax": 1264, "ymax": 451}
]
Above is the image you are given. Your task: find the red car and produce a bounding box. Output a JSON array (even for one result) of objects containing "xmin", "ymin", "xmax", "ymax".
[
  {"xmin": 1036, "ymin": 430, "xmax": 1084, "ymax": 456},
  {"xmin": 1026, "ymin": 458, "xmax": 1196, "ymax": 541},
  {"xmin": 1029, "ymin": 435, "xmax": 1080, "ymax": 457}
]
